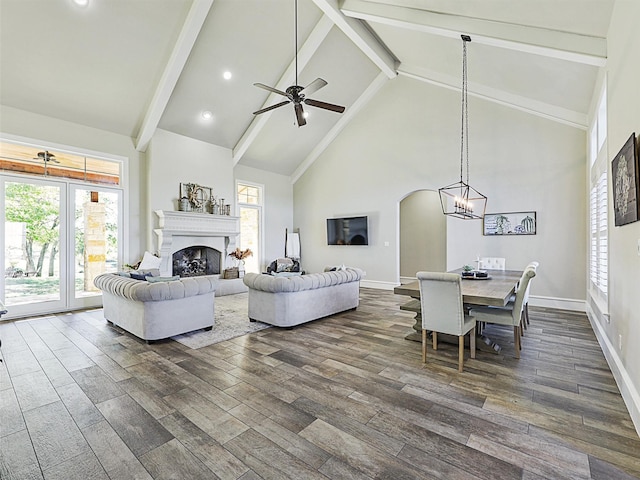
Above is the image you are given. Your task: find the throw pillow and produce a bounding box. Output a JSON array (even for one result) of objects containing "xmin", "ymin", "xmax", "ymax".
[
  {"xmin": 270, "ymin": 271, "xmax": 302, "ymax": 277},
  {"xmin": 130, "ymin": 272, "xmax": 150, "ymax": 281},
  {"xmin": 137, "ymin": 268, "xmax": 160, "ymax": 277},
  {"xmin": 116, "ymin": 271, "xmax": 131, "ymax": 277},
  {"xmin": 138, "ymin": 251, "xmax": 161, "ymax": 270},
  {"xmin": 276, "ymin": 258, "xmax": 294, "ymax": 272},
  {"xmin": 147, "ymin": 275, "xmax": 180, "ymax": 283}
]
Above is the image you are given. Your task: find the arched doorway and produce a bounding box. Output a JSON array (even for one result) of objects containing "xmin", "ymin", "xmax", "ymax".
[{"xmin": 399, "ymin": 190, "xmax": 446, "ymax": 282}]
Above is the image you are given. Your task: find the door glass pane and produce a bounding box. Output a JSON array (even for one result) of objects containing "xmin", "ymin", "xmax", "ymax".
[
  {"xmin": 4, "ymin": 181, "xmax": 61, "ymax": 306},
  {"xmin": 74, "ymin": 189, "xmax": 119, "ymax": 299},
  {"xmin": 239, "ymin": 206, "xmax": 259, "ymax": 273}
]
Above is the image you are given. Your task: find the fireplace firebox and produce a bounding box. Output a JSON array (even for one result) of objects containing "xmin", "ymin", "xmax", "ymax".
[{"xmin": 172, "ymin": 246, "xmax": 221, "ymax": 277}]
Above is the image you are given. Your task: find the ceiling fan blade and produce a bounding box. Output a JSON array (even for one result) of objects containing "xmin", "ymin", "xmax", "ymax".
[
  {"xmin": 294, "ymin": 103, "xmax": 306, "ymax": 127},
  {"xmin": 304, "ymin": 98, "xmax": 346, "ymax": 113},
  {"xmin": 302, "ymin": 78, "xmax": 327, "ymax": 96},
  {"xmin": 253, "ymin": 100, "xmax": 290, "ymax": 115},
  {"xmin": 254, "ymin": 83, "xmax": 288, "ymax": 97}
]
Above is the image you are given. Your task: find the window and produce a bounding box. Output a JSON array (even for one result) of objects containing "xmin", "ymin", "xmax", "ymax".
[
  {"xmin": 589, "ymin": 83, "xmax": 608, "ymax": 302},
  {"xmin": 237, "ymin": 182, "xmax": 263, "ymax": 274},
  {"xmin": 0, "ymin": 141, "xmax": 120, "ymax": 185}
]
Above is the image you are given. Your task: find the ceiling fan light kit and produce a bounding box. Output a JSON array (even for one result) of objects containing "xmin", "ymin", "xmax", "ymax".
[
  {"xmin": 439, "ymin": 34, "xmax": 487, "ymax": 220},
  {"xmin": 252, "ymin": 0, "xmax": 345, "ymax": 127}
]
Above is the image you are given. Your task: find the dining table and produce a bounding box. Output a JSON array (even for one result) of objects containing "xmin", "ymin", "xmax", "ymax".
[{"xmin": 393, "ymin": 268, "xmax": 523, "ymax": 352}]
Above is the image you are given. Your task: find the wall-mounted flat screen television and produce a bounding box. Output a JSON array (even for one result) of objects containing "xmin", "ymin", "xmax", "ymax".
[{"xmin": 327, "ymin": 216, "xmax": 368, "ymax": 245}]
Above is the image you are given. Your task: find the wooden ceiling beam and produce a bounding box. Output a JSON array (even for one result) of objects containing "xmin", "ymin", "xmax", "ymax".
[
  {"xmin": 135, "ymin": 0, "xmax": 214, "ymax": 153},
  {"xmin": 341, "ymin": 0, "xmax": 607, "ymax": 67},
  {"xmin": 312, "ymin": 0, "xmax": 398, "ymax": 77}
]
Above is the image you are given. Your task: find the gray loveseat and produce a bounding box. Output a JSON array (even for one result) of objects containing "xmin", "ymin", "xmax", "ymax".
[
  {"xmin": 242, "ymin": 267, "xmax": 363, "ymax": 327},
  {"xmin": 94, "ymin": 273, "xmax": 217, "ymax": 341}
]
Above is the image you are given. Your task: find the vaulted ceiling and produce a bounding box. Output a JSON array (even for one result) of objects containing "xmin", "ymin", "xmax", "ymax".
[{"xmin": 0, "ymin": 0, "xmax": 614, "ymax": 179}]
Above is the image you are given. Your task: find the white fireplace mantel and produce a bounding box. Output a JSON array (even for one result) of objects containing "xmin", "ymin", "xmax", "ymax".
[{"xmin": 154, "ymin": 210, "xmax": 240, "ymax": 276}]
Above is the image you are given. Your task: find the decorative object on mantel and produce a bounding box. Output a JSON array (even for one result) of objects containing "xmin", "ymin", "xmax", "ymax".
[
  {"xmin": 177, "ymin": 184, "xmax": 232, "ymax": 215},
  {"xmin": 439, "ymin": 35, "xmax": 487, "ymax": 220},
  {"xmin": 612, "ymin": 132, "xmax": 639, "ymax": 226},
  {"xmin": 229, "ymin": 248, "xmax": 253, "ymax": 277},
  {"xmin": 483, "ymin": 212, "xmax": 536, "ymax": 235},
  {"xmin": 179, "ymin": 182, "xmax": 212, "ymax": 213}
]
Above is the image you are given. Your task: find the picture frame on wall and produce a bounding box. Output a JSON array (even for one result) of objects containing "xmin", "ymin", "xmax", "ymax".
[
  {"xmin": 483, "ymin": 211, "xmax": 536, "ymax": 236},
  {"xmin": 611, "ymin": 132, "xmax": 639, "ymax": 227}
]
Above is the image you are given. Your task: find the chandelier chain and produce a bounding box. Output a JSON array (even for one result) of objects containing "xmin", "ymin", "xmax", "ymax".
[{"xmin": 460, "ymin": 38, "xmax": 469, "ymax": 185}]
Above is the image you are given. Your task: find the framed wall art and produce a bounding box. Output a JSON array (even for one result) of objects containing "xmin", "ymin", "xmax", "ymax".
[
  {"xmin": 483, "ymin": 211, "xmax": 536, "ymax": 236},
  {"xmin": 611, "ymin": 132, "xmax": 639, "ymax": 226}
]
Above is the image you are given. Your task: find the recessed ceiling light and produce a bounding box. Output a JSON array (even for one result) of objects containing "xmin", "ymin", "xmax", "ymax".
[
  {"xmin": 73, "ymin": 0, "xmax": 89, "ymax": 7},
  {"xmin": 303, "ymin": 111, "xmax": 309, "ymax": 119},
  {"xmin": 202, "ymin": 111, "xmax": 213, "ymax": 120},
  {"xmin": 223, "ymin": 71, "xmax": 232, "ymax": 80}
]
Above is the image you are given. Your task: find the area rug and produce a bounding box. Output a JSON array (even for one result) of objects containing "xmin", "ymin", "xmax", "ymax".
[{"xmin": 171, "ymin": 293, "xmax": 270, "ymax": 349}]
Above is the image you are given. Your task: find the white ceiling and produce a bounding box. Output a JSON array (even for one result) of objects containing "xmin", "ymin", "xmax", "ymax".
[{"xmin": 0, "ymin": 0, "xmax": 615, "ymax": 177}]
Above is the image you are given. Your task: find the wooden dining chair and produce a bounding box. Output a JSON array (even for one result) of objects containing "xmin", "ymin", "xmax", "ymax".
[
  {"xmin": 417, "ymin": 272, "xmax": 476, "ymax": 372},
  {"xmin": 468, "ymin": 268, "xmax": 536, "ymax": 358},
  {"xmin": 479, "ymin": 257, "xmax": 506, "ymax": 270}
]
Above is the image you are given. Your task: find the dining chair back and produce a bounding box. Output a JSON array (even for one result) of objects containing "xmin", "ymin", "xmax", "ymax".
[
  {"xmin": 417, "ymin": 271, "xmax": 476, "ymax": 372},
  {"xmin": 509, "ymin": 261, "xmax": 540, "ymax": 333},
  {"xmin": 469, "ymin": 267, "xmax": 536, "ymax": 358},
  {"xmin": 479, "ymin": 257, "xmax": 506, "ymax": 270}
]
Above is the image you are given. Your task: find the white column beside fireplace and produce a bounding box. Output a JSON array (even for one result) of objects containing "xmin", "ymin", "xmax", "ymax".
[{"xmin": 154, "ymin": 210, "xmax": 240, "ymax": 277}]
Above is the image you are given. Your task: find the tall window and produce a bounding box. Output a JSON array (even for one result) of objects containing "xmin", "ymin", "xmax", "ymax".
[
  {"xmin": 237, "ymin": 182, "xmax": 263, "ymax": 274},
  {"xmin": 589, "ymin": 83, "xmax": 608, "ymax": 303}
]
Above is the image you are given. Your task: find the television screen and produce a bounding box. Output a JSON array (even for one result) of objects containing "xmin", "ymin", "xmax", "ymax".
[{"xmin": 327, "ymin": 216, "xmax": 368, "ymax": 245}]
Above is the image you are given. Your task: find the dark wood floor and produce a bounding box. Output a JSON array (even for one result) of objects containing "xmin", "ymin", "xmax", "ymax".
[{"xmin": 1, "ymin": 288, "xmax": 639, "ymax": 480}]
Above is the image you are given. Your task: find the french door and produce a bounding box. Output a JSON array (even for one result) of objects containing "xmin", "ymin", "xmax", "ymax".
[{"xmin": 1, "ymin": 174, "xmax": 122, "ymax": 319}]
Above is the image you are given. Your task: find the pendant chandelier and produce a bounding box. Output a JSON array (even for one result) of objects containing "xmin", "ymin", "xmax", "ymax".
[{"xmin": 439, "ymin": 35, "xmax": 487, "ymax": 220}]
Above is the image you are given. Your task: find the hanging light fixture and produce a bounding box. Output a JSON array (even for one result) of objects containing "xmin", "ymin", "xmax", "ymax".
[{"xmin": 439, "ymin": 35, "xmax": 487, "ymax": 220}]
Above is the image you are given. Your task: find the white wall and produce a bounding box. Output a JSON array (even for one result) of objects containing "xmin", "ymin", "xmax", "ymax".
[
  {"xmin": 294, "ymin": 75, "xmax": 586, "ymax": 299},
  {"xmin": 0, "ymin": 105, "xmax": 145, "ymax": 261},
  {"xmin": 233, "ymin": 164, "xmax": 294, "ymax": 271},
  {"xmin": 590, "ymin": 0, "xmax": 640, "ymax": 435},
  {"xmin": 146, "ymin": 129, "xmax": 234, "ymax": 250}
]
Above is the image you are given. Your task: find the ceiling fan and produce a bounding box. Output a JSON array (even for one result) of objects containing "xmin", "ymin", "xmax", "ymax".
[
  {"xmin": 252, "ymin": 0, "xmax": 345, "ymax": 127},
  {"xmin": 34, "ymin": 151, "xmax": 60, "ymax": 163}
]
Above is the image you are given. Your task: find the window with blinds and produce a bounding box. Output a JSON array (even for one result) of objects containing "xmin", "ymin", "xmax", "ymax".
[{"xmin": 589, "ymin": 85, "xmax": 608, "ymax": 301}]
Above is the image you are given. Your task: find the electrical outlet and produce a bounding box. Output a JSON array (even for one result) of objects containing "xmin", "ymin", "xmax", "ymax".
[
  {"xmin": 637, "ymin": 239, "xmax": 640, "ymax": 256},
  {"xmin": 384, "ymin": 241, "xmax": 390, "ymax": 247},
  {"xmin": 619, "ymin": 334, "xmax": 623, "ymax": 350}
]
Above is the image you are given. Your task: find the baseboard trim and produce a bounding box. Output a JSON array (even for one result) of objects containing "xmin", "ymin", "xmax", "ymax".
[
  {"xmin": 360, "ymin": 279, "xmax": 398, "ymax": 290},
  {"xmin": 529, "ymin": 295, "xmax": 586, "ymax": 312},
  {"xmin": 586, "ymin": 304, "xmax": 640, "ymax": 438}
]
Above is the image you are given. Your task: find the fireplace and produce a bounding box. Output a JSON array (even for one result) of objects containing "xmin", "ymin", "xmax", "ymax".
[{"xmin": 154, "ymin": 210, "xmax": 240, "ymax": 277}]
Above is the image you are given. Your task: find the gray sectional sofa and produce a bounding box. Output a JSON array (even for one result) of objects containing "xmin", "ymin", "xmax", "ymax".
[
  {"xmin": 242, "ymin": 267, "xmax": 363, "ymax": 327},
  {"xmin": 94, "ymin": 273, "xmax": 217, "ymax": 341}
]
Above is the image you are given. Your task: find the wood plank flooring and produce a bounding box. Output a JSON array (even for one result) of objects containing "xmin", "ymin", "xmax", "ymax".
[{"xmin": 1, "ymin": 288, "xmax": 639, "ymax": 479}]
